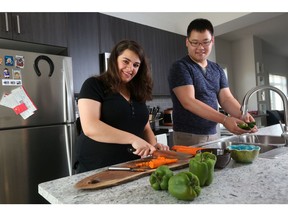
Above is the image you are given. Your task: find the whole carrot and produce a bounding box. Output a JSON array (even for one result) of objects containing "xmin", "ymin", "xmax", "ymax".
[{"xmin": 171, "ymin": 145, "xmax": 204, "ymax": 155}]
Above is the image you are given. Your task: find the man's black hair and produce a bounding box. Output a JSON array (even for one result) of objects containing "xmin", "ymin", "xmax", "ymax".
[{"xmin": 187, "ymin": 18, "xmax": 214, "ymax": 37}]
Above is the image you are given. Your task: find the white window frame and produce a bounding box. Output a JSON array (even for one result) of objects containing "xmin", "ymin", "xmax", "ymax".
[{"xmin": 269, "ymin": 74, "xmax": 287, "ymax": 110}]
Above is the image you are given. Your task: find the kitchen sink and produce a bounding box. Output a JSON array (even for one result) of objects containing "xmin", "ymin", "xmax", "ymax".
[
  {"xmin": 201, "ymin": 134, "xmax": 288, "ymax": 159},
  {"xmin": 202, "ymin": 141, "xmax": 279, "ymax": 154},
  {"xmin": 223, "ymin": 134, "xmax": 286, "ymax": 146}
]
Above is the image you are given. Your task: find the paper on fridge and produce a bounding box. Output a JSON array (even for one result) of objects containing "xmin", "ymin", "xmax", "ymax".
[{"xmin": 0, "ymin": 86, "xmax": 37, "ymax": 119}]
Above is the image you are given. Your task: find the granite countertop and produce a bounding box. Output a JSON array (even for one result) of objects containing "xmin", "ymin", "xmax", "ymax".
[{"xmin": 38, "ymin": 124, "xmax": 288, "ymax": 204}]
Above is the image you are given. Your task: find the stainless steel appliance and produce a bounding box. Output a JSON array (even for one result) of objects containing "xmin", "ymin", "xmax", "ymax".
[{"xmin": 0, "ymin": 48, "xmax": 75, "ymax": 204}]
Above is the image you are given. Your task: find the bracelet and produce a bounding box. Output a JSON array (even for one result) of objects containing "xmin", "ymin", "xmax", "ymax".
[{"xmin": 223, "ymin": 115, "xmax": 229, "ymax": 125}]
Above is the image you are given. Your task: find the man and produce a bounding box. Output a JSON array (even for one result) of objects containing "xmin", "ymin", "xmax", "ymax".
[{"xmin": 168, "ymin": 18, "xmax": 257, "ymax": 146}]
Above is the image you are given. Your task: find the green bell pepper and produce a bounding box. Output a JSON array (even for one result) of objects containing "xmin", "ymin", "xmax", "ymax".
[
  {"xmin": 168, "ymin": 171, "xmax": 201, "ymax": 201},
  {"xmin": 189, "ymin": 152, "xmax": 217, "ymax": 187},
  {"xmin": 238, "ymin": 121, "xmax": 256, "ymax": 130},
  {"xmin": 248, "ymin": 121, "xmax": 256, "ymax": 128},
  {"xmin": 149, "ymin": 165, "xmax": 174, "ymax": 190}
]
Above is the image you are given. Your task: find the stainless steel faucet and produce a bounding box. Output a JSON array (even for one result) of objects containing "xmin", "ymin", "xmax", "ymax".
[{"xmin": 240, "ymin": 85, "xmax": 288, "ymax": 145}]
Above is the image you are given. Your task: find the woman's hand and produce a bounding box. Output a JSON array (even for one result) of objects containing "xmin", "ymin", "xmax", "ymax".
[
  {"xmin": 131, "ymin": 137, "xmax": 157, "ymax": 157},
  {"xmin": 154, "ymin": 143, "xmax": 170, "ymax": 151}
]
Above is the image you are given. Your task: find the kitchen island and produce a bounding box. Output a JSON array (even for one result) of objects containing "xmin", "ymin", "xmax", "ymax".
[{"xmin": 38, "ymin": 124, "xmax": 288, "ymax": 204}]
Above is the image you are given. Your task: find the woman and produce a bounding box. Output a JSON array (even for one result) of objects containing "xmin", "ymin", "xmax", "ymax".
[{"xmin": 75, "ymin": 40, "xmax": 169, "ymax": 173}]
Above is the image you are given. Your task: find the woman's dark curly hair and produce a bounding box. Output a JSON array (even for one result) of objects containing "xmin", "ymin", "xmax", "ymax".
[{"xmin": 97, "ymin": 40, "xmax": 153, "ymax": 102}]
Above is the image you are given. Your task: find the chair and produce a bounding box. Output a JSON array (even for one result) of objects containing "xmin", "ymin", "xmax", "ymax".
[{"xmin": 266, "ymin": 110, "xmax": 284, "ymax": 126}]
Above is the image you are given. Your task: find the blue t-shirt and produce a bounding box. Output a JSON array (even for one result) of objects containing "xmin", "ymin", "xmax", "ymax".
[{"xmin": 168, "ymin": 55, "xmax": 228, "ymax": 135}]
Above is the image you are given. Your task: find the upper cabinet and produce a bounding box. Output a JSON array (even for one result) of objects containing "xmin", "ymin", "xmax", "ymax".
[
  {"xmin": 0, "ymin": 13, "xmax": 12, "ymax": 39},
  {"xmin": 0, "ymin": 13, "xmax": 68, "ymax": 47},
  {"xmin": 149, "ymin": 29, "xmax": 187, "ymax": 95},
  {"xmin": 67, "ymin": 13, "xmax": 101, "ymax": 93}
]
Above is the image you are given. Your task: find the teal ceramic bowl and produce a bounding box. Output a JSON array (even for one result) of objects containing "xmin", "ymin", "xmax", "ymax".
[{"xmin": 227, "ymin": 144, "xmax": 261, "ymax": 163}]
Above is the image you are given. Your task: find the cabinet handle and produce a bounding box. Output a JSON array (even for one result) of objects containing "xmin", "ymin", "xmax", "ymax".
[
  {"xmin": 16, "ymin": 15, "xmax": 21, "ymax": 34},
  {"xmin": 5, "ymin": 12, "xmax": 9, "ymax": 32}
]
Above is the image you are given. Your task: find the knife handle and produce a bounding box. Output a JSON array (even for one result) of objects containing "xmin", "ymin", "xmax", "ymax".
[
  {"xmin": 127, "ymin": 147, "xmax": 153, "ymax": 159},
  {"xmin": 127, "ymin": 147, "xmax": 136, "ymax": 153}
]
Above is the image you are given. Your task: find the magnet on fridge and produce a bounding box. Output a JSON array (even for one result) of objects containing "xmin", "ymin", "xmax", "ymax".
[
  {"xmin": 0, "ymin": 57, "xmax": 3, "ymax": 65},
  {"xmin": 4, "ymin": 55, "xmax": 14, "ymax": 66},
  {"xmin": 15, "ymin": 55, "xmax": 24, "ymax": 68},
  {"xmin": 13, "ymin": 69, "xmax": 21, "ymax": 79},
  {"xmin": 3, "ymin": 68, "xmax": 10, "ymax": 78}
]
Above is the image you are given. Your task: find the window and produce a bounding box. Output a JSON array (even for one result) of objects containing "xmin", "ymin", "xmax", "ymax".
[
  {"xmin": 269, "ymin": 74, "xmax": 287, "ymax": 110},
  {"xmin": 222, "ymin": 66, "xmax": 228, "ymax": 80}
]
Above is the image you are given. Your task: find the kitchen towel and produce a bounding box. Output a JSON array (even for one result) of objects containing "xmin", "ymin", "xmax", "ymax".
[{"xmin": 156, "ymin": 133, "xmax": 168, "ymax": 146}]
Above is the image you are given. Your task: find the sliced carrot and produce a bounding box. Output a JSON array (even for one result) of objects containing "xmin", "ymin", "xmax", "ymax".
[
  {"xmin": 148, "ymin": 157, "xmax": 178, "ymax": 169},
  {"xmin": 135, "ymin": 156, "xmax": 178, "ymax": 169}
]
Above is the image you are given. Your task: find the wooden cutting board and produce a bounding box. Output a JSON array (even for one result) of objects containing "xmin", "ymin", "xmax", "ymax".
[{"xmin": 75, "ymin": 156, "xmax": 191, "ymax": 190}]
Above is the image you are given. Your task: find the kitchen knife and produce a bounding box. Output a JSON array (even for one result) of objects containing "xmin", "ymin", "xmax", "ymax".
[
  {"xmin": 108, "ymin": 167, "xmax": 147, "ymax": 172},
  {"xmin": 127, "ymin": 147, "xmax": 193, "ymax": 159}
]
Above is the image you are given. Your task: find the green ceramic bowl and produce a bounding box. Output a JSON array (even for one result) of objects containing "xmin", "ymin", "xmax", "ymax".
[{"xmin": 227, "ymin": 144, "xmax": 260, "ymax": 163}]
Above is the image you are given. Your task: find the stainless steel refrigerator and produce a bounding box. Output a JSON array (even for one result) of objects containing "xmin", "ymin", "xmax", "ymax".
[{"xmin": 0, "ymin": 48, "xmax": 75, "ymax": 204}]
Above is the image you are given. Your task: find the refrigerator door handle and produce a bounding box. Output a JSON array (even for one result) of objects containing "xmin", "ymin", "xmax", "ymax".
[
  {"xmin": 64, "ymin": 125, "xmax": 74, "ymax": 176},
  {"xmin": 62, "ymin": 58, "xmax": 75, "ymax": 123},
  {"xmin": 34, "ymin": 55, "xmax": 55, "ymax": 77}
]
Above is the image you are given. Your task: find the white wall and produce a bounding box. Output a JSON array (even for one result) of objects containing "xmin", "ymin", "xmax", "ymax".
[
  {"xmin": 263, "ymin": 49, "xmax": 288, "ymax": 79},
  {"xmin": 208, "ymin": 45, "xmax": 216, "ymax": 62},
  {"xmin": 231, "ymin": 36, "xmax": 257, "ymax": 110},
  {"xmin": 214, "ymin": 38, "xmax": 235, "ymax": 95},
  {"xmin": 215, "ymin": 36, "xmax": 257, "ymax": 110}
]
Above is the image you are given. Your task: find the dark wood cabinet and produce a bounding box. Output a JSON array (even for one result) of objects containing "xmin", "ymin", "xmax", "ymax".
[
  {"xmin": 0, "ymin": 13, "xmax": 12, "ymax": 39},
  {"xmin": 98, "ymin": 13, "xmax": 140, "ymax": 52},
  {"xmin": 149, "ymin": 29, "xmax": 187, "ymax": 95},
  {"xmin": 0, "ymin": 12, "xmax": 68, "ymax": 47},
  {"xmin": 67, "ymin": 13, "xmax": 101, "ymax": 93}
]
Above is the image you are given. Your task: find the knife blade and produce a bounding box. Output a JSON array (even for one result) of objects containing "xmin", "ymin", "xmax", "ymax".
[
  {"xmin": 108, "ymin": 167, "xmax": 147, "ymax": 172},
  {"xmin": 127, "ymin": 147, "xmax": 193, "ymax": 159}
]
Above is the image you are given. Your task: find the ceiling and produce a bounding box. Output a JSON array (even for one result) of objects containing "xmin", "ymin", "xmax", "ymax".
[
  {"xmin": 102, "ymin": 12, "xmax": 288, "ymax": 57},
  {"xmin": 102, "ymin": 12, "xmax": 250, "ymax": 36},
  {"xmin": 216, "ymin": 13, "xmax": 288, "ymax": 57}
]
